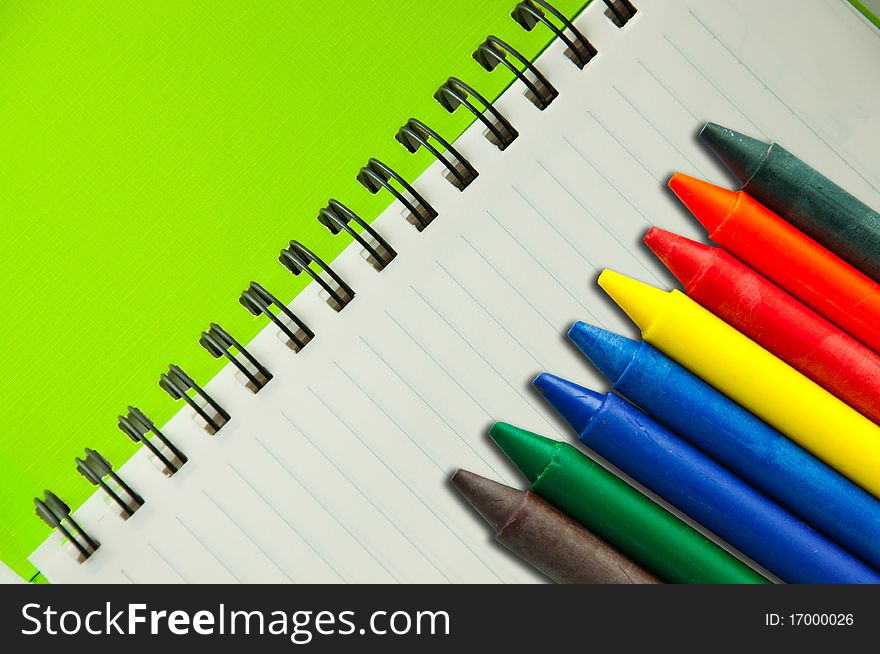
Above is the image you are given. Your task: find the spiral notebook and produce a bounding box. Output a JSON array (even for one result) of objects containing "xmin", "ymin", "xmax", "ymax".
[{"xmin": 28, "ymin": 0, "xmax": 880, "ymax": 583}]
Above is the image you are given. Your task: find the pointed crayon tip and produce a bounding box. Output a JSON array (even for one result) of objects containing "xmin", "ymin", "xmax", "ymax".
[
  {"xmin": 489, "ymin": 422, "xmax": 559, "ymax": 485},
  {"xmin": 644, "ymin": 227, "xmax": 714, "ymax": 289},
  {"xmin": 533, "ymin": 373, "xmax": 605, "ymax": 435},
  {"xmin": 668, "ymin": 172, "xmax": 738, "ymax": 235},
  {"xmin": 699, "ymin": 123, "xmax": 770, "ymax": 185},
  {"xmin": 597, "ymin": 270, "xmax": 669, "ymax": 333},
  {"xmin": 450, "ymin": 469, "xmax": 524, "ymax": 532},
  {"xmin": 568, "ymin": 322, "xmax": 640, "ymax": 385}
]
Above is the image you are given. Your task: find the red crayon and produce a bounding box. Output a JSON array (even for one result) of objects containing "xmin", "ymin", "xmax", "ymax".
[
  {"xmin": 645, "ymin": 226, "xmax": 880, "ymax": 425},
  {"xmin": 668, "ymin": 173, "xmax": 880, "ymax": 355}
]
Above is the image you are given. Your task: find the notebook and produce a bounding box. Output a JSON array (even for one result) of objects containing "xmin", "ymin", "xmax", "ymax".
[
  {"xmin": 0, "ymin": 0, "xmax": 583, "ymax": 579},
  {"xmin": 28, "ymin": 0, "xmax": 880, "ymax": 582}
]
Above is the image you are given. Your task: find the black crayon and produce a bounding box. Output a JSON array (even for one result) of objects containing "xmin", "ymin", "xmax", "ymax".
[{"xmin": 701, "ymin": 123, "xmax": 880, "ymax": 282}]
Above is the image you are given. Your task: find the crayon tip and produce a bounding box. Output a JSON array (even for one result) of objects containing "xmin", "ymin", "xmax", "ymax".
[
  {"xmin": 568, "ymin": 322, "xmax": 640, "ymax": 385},
  {"xmin": 533, "ymin": 373, "xmax": 605, "ymax": 435},
  {"xmin": 699, "ymin": 123, "xmax": 769, "ymax": 185},
  {"xmin": 450, "ymin": 469, "xmax": 524, "ymax": 532},
  {"xmin": 668, "ymin": 172, "xmax": 737, "ymax": 234},
  {"xmin": 597, "ymin": 270, "xmax": 668, "ymax": 333},
  {"xmin": 644, "ymin": 227, "xmax": 713, "ymax": 289},
  {"xmin": 489, "ymin": 422, "xmax": 560, "ymax": 485}
]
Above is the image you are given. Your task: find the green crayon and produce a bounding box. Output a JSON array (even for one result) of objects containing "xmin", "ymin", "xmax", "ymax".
[
  {"xmin": 701, "ymin": 123, "xmax": 880, "ymax": 282},
  {"xmin": 489, "ymin": 422, "xmax": 768, "ymax": 584}
]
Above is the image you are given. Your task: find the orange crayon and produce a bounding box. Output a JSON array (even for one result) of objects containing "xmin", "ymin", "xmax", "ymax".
[{"xmin": 669, "ymin": 173, "xmax": 880, "ymax": 354}]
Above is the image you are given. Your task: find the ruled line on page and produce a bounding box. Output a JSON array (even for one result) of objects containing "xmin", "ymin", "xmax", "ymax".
[
  {"xmin": 660, "ymin": 33, "xmax": 767, "ymax": 138},
  {"xmin": 610, "ymin": 85, "xmax": 710, "ymax": 176},
  {"xmin": 226, "ymin": 463, "xmax": 349, "ymax": 583},
  {"xmin": 687, "ymin": 7, "xmax": 880, "ymax": 194},
  {"xmin": 556, "ymin": 137, "xmax": 656, "ymax": 234},
  {"xmin": 509, "ymin": 184, "xmax": 601, "ymax": 274},
  {"xmin": 201, "ymin": 488, "xmax": 296, "ymax": 583},
  {"xmin": 252, "ymin": 437, "xmax": 400, "ymax": 583},
  {"xmin": 383, "ymin": 308, "xmax": 497, "ymax": 420},
  {"xmin": 483, "ymin": 209, "xmax": 605, "ymax": 325},
  {"xmin": 278, "ymin": 409, "xmax": 445, "ymax": 581},
  {"xmin": 587, "ymin": 109, "xmax": 660, "ymax": 182},
  {"xmin": 459, "ymin": 234, "xmax": 562, "ymax": 334},
  {"xmin": 355, "ymin": 334, "xmax": 476, "ymax": 447},
  {"xmin": 409, "ymin": 284, "xmax": 558, "ymax": 432},
  {"xmin": 351, "ymin": 336, "xmax": 509, "ymax": 480},
  {"xmin": 175, "ymin": 516, "xmax": 243, "ymax": 583},
  {"xmin": 638, "ymin": 59, "xmax": 701, "ymax": 122},
  {"xmin": 610, "ymin": 85, "xmax": 713, "ymax": 179},
  {"xmin": 434, "ymin": 260, "xmax": 548, "ymax": 370},
  {"xmin": 306, "ymin": 386, "xmax": 497, "ymax": 583},
  {"xmin": 332, "ymin": 356, "xmax": 450, "ymax": 475},
  {"xmin": 147, "ymin": 542, "xmax": 190, "ymax": 583},
  {"xmin": 532, "ymin": 159, "xmax": 663, "ymax": 284}
]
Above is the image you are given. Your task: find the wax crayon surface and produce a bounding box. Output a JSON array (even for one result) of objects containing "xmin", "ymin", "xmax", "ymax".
[
  {"xmin": 597, "ymin": 269, "xmax": 880, "ymax": 498},
  {"xmin": 488, "ymin": 422, "xmax": 767, "ymax": 584},
  {"xmin": 452, "ymin": 469, "xmax": 660, "ymax": 584},
  {"xmin": 668, "ymin": 172, "xmax": 880, "ymax": 354},
  {"xmin": 701, "ymin": 123, "xmax": 880, "ymax": 282},
  {"xmin": 569, "ymin": 322, "xmax": 880, "ymax": 571},
  {"xmin": 534, "ymin": 373, "xmax": 880, "ymax": 584},
  {"xmin": 644, "ymin": 226, "xmax": 880, "ymax": 424}
]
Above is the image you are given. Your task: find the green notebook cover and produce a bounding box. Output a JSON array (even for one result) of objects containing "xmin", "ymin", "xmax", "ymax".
[{"xmin": 0, "ymin": 0, "xmax": 587, "ymax": 579}]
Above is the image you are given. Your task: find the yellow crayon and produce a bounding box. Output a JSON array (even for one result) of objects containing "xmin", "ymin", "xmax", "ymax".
[{"xmin": 598, "ymin": 269, "xmax": 880, "ymax": 498}]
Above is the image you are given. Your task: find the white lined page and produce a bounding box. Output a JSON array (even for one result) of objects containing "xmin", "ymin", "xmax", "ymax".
[{"xmin": 31, "ymin": 0, "xmax": 880, "ymax": 583}]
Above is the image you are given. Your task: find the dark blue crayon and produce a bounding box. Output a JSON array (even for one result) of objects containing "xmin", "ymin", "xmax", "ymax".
[
  {"xmin": 568, "ymin": 321, "xmax": 880, "ymax": 572},
  {"xmin": 533, "ymin": 372, "xmax": 880, "ymax": 584}
]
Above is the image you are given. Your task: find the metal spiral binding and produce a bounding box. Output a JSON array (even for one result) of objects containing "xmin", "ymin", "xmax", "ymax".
[
  {"xmin": 118, "ymin": 406, "xmax": 187, "ymax": 475},
  {"xmin": 200, "ymin": 323, "xmax": 273, "ymax": 393},
  {"xmin": 240, "ymin": 281, "xmax": 315, "ymax": 352},
  {"xmin": 602, "ymin": 0, "xmax": 637, "ymax": 27},
  {"xmin": 435, "ymin": 77, "xmax": 519, "ymax": 150},
  {"xmin": 513, "ymin": 0, "xmax": 597, "ymax": 68},
  {"xmin": 37, "ymin": 0, "xmax": 612, "ymax": 568},
  {"xmin": 357, "ymin": 158, "xmax": 438, "ymax": 231},
  {"xmin": 75, "ymin": 449, "xmax": 144, "ymax": 519},
  {"xmin": 473, "ymin": 36, "xmax": 558, "ymax": 110},
  {"xmin": 35, "ymin": 491, "xmax": 100, "ymax": 562},
  {"xmin": 279, "ymin": 240, "xmax": 356, "ymax": 312},
  {"xmin": 160, "ymin": 364, "xmax": 230, "ymax": 434},
  {"xmin": 318, "ymin": 199, "xmax": 397, "ymax": 271},
  {"xmin": 395, "ymin": 118, "xmax": 479, "ymax": 191}
]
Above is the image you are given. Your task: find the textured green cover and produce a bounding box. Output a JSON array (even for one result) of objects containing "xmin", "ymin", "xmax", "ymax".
[{"xmin": 0, "ymin": 0, "xmax": 586, "ymax": 579}]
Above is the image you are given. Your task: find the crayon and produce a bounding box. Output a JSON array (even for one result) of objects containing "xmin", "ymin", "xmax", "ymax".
[
  {"xmin": 569, "ymin": 322, "xmax": 880, "ymax": 572},
  {"xmin": 534, "ymin": 373, "xmax": 880, "ymax": 584},
  {"xmin": 597, "ymin": 269, "xmax": 880, "ymax": 498},
  {"xmin": 451, "ymin": 469, "xmax": 660, "ymax": 584},
  {"xmin": 700, "ymin": 123, "xmax": 880, "ymax": 282},
  {"xmin": 669, "ymin": 172, "xmax": 880, "ymax": 354},
  {"xmin": 644, "ymin": 227, "xmax": 880, "ymax": 424},
  {"xmin": 489, "ymin": 422, "xmax": 767, "ymax": 584}
]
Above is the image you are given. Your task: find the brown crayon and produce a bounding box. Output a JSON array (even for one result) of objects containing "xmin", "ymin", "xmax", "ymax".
[{"xmin": 451, "ymin": 469, "xmax": 660, "ymax": 584}]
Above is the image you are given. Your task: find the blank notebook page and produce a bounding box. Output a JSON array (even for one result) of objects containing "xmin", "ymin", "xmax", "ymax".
[{"xmin": 31, "ymin": 0, "xmax": 880, "ymax": 583}]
